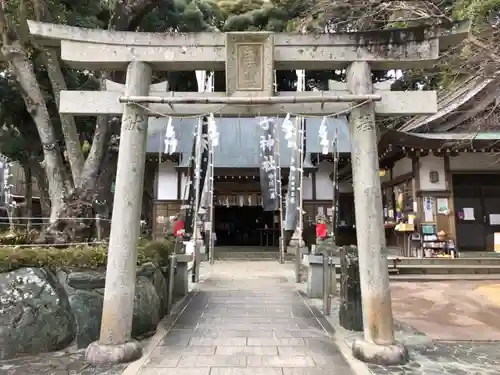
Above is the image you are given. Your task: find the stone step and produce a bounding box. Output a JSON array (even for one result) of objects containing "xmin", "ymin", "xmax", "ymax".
[
  {"xmin": 391, "ymin": 256, "xmax": 500, "ymax": 266},
  {"xmin": 214, "ymin": 251, "xmax": 293, "ymax": 261},
  {"xmin": 389, "ymin": 273, "xmax": 500, "ymax": 281},
  {"xmin": 328, "ymin": 272, "xmax": 500, "ymax": 282},
  {"xmin": 396, "ymin": 264, "xmax": 500, "ymax": 275}
]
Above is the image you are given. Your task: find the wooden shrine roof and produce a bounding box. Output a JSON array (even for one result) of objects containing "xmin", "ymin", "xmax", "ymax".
[{"xmin": 397, "ymin": 76, "xmax": 500, "ymax": 133}]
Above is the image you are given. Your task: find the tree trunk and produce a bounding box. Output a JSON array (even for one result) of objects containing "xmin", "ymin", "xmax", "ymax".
[
  {"xmin": 32, "ymin": 0, "xmax": 163, "ymax": 243},
  {"xmin": 79, "ymin": 81, "xmax": 115, "ymax": 190},
  {"xmin": 23, "ymin": 161, "xmax": 33, "ymax": 231},
  {"xmin": 1, "ymin": 42, "xmax": 69, "ymax": 222},
  {"xmin": 30, "ymin": 158, "xmax": 51, "ymax": 221},
  {"xmin": 32, "ymin": 0, "xmax": 85, "ymax": 187},
  {"xmin": 41, "ymin": 48, "xmax": 84, "ymax": 186},
  {"xmin": 141, "ymin": 159, "xmax": 157, "ymax": 235},
  {"xmin": 0, "ymin": 1, "xmax": 71, "ymax": 225}
]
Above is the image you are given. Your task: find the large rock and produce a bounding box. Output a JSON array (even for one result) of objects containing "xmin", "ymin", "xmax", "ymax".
[
  {"xmin": 69, "ymin": 289, "xmax": 104, "ymax": 349},
  {"xmin": 67, "ymin": 271, "xmax": 106, "ymax": 289},
  {"xmin": 0, "ymin": 268, "xmax": 75, "ymax": 360},
  {"xmin": 131, "ymin": 276, "xmax": 161, "ymax": 339},
  {"xmin": 58, "ymin": 269, "xmax": 163, "ymax": 348},
  {"xmin": 137, "ymin": 262, "xmax": 168, "ymax": 315},
  {"xmin": 0, "ymin": 264, "xmax": 168, "ymax": 356},
  {"xmin": 57, "ymin": 270, "xmax": 105, "ymax": 349},
  {"xmin": 339, "ymin": 245, "xmax": 363, "ymax": 331}
]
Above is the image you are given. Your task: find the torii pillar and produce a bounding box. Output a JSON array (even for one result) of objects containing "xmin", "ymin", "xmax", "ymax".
[
  {"xmin": 346, "ymin": 62, "xmax": 408, "ymax": 364},
  {"xmin": 85, "ymin": 61, "xmax": 152, "ymax": 363}
]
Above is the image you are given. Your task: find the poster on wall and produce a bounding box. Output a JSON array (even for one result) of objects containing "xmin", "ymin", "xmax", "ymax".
[
  {"xmin": 463, "ymin": 207, "xmax": 475, "ymax": 221},
  {"xmin": 437, "ymin": 198, "xmax": 449, "ymax": 214},
  {"xmin": 423, "ymin": 197, "xmax": 434, "ymax": 222},
  {"xmin": 490, "ymin": 214, "xmax": 500, "ymax": 225}
]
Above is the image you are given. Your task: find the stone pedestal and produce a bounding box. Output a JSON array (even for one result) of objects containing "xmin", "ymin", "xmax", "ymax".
[
  {"xmin": 288, "ymin": 228, "xmax": 305, "ymax": 248},
  {"xmin": 306, "ymin": 255, "xmax": 337, "ymax": 299},
  {"xmin": 287, "ymin": 246, "xmax": 308, "ymax": 256},
  {"xmin": 174, "ymin": 254, "xmax": 193, "ymax": 297},
  {"xmin": 338, "ymin": 246, "xmax": 363, "ymax": 332}
]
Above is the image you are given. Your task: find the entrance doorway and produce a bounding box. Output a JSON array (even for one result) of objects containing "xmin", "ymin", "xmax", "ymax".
[
  {"xmin": 453, "ymin": 174, "xmax": 500, "ymax": 251},
  {"xmin": 214, "ymin": 206, "xmax": 279, "ymax": 247}
]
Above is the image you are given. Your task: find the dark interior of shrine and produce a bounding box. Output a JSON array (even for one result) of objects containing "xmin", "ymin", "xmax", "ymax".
[{"xmin": 213, "ymin": 206, "xmax": 279, "ymax": 247}]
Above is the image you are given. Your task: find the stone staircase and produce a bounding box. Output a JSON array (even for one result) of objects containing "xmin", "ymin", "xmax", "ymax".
[
  {"xmin": 213, "ymin": 246, "xmax": 295, "ymax": 261},
  {"xmin": 212, "ymin": 247, "xmax": 500, "ymax": 279}
]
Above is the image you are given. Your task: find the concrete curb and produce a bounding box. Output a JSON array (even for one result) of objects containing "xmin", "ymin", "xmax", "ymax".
[
  {"xmin": 333, "ymin": 329, "xmax": 374, "ymax": 375},
  {"xmin": 297, "ymin": 284, "xmax": 374, "ymax": 375},
  {"xmin": 120, "ymin": 292, "xmax": 198, "ymax": 375}
]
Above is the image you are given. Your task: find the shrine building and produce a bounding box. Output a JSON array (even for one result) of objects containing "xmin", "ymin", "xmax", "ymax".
[
  {"xmin": 149, "ymin": 75, "xmax": 500, "ymax": 254},
  {"xmin": 148, "ymin": 115, "xmax": 356, "ymax": 248}
]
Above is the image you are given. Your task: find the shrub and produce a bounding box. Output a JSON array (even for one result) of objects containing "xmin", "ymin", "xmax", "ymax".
[
  {"xmin": 0, "ymin": 230, "xmax": 39, "ymax": 245},
  {"xmin": 0, "ymin": 239, "xmax": 175, "ymax": 272}
]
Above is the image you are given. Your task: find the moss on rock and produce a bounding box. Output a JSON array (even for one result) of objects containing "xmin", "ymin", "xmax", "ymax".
[{"xmin": 0, "ymin": 238, "xmax": 175, "ymax": 272}]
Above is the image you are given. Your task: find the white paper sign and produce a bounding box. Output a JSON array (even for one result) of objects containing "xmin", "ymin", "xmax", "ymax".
[
  {"xmin": 423, "ymin": 197, "xmax": 434, "ymax": 222},
  {"xmin": 463, "ymin": 207, "xmax": 475, "ymax": 221},
  {"xmin": 490, "ymin": 214, "xmax": 500, "ymax": 225},
  {"xmin": 437, "ymin": 198, "xmax": 449, "ymax": 214}
]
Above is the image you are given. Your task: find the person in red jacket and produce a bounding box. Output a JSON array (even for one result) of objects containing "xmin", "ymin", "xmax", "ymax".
[
  {"xmin": 173, "ymin": 219, "xmax": 184, "ymax": 237},
  {"xmin": 169, "ymin": 213, "xmax": 185, "ymax": 237},
  {"xmin": 316, "ymin": 216, "xmax": 327, "ymax": 239}
]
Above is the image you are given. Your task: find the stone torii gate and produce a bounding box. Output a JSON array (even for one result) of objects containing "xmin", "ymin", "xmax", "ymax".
[{"xmin": 28, "ymin": 21, "xmax": 467, "ymax": 365}]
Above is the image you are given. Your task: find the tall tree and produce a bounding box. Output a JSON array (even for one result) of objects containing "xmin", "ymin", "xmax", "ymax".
[{"xmin": 1, "ymin": 0, "xmax": 490, "ymax": 243}]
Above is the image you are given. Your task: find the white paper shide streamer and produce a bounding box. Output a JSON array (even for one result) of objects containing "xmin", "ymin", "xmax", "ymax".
[
  {"xmin": 207, "ymin": 113, "xmax": 219, "ymax": 147},
  {"xmin": 2, "ymin": 161, "xmax": 13, "ymax": 207},
  {"xmin": 163, "ymin": 117, "xmax": 178, "ymax": 154},
  {"xmin": 281, "ymin": 113, "xmax": 295, "ymax": 148},
  {"xmin": 318, "ymin": 116, "xmax": 329, "ymax": 155}
]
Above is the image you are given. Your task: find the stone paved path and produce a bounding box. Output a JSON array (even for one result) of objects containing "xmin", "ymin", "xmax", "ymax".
[{"xmin": 135, "ymin": 261, "xmax": 354, "ymax": 375}]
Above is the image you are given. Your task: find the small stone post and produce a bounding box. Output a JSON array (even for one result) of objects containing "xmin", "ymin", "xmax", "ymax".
[
  {"xmin": 86, "ymin": 61, "xmax": 152, "ymax": 364},
  {"xmin": 95, "ymin": 214, "xmax": 102, "ymax": 241},
  {"xmin": 346, "ymin": 62, "xmax": 408, "ymax": 365}
]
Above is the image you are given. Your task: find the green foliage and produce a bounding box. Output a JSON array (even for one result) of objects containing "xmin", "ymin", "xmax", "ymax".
[
  {"xmin": 0, "ymin": 230, "xmax": 40, "ymax": 245},
  {"xmin": 453, "ymin": 0, "xmax": 500, "ymax": 28},
  {"xmin": 141, "ymin": 0, "xmax": 225, "ymax": 32},
  {"xmin": 0, "ymin": 239, "xmax": 175, "ymax": 272},
  {"xmin": 218, "ymin": 0, "xmax": 298, "ymax": 31}
]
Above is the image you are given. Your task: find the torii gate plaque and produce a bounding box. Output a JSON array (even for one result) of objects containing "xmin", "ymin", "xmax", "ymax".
[
  {"xmin": 225, "ymin": 33, "xmax": 274, "ymax": 96},
  {"xmin": 27, "ymin": 21, "xmax": 468, "ymax": 366}
]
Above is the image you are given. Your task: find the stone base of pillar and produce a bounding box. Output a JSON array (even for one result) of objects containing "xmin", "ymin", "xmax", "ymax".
[
  {"xmin": 85, "ymin": 340, "xmax": 142, "ymax": 364},
  {"xmin": 352, "ymin": 339, "xmax": 409, "ymax": 366}
]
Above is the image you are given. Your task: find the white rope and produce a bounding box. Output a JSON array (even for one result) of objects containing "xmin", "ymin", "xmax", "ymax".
[
  {"xmin": 0, "ymin": 241, "xmax": 109, "ymax": 248},
  {"xmin": 132, "ymin": 99, "xmax": 370, "ymax": 120},
  {"xmin": 133, "ymin": 102, "xmax": 228, "ymax": 119},
  {"xmin": 2, "ymin": 216, "xmax": 111, "ymax": 221}
]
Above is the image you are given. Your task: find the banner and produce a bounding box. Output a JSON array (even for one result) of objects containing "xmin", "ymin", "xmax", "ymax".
[
  {"xmin": 184, "ymin": 117, "xmax": 209, "ymax": 237},
  {"xmin": 284, "ymin": 117, "xmax": 300, "ymax": 231},
  {"xmin": 258, "ymin": 117, "xmax": 279, "ymax": 211}
]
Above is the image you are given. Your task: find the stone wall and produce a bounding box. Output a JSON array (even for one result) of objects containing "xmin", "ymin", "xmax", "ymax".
[{"xmin": 0, "ymin": 262, "xmax": 174, "ymax": 360}]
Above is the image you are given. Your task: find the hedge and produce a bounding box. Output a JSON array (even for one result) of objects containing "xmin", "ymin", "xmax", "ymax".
[
  {"xmin": 0, "ymin": 231, "xmax": 37, "ymax": 245},
  {"xmin": 0, "ymin": 238, "xmax": 176, "ymax": 272}
]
